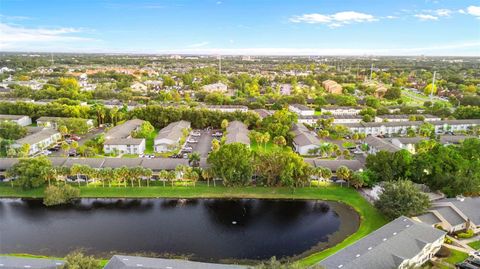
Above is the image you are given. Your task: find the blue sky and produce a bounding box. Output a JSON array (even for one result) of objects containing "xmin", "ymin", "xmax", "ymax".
[{"xmin": 1, "ymin": 0, "xmax": 479, "ymax": 55}]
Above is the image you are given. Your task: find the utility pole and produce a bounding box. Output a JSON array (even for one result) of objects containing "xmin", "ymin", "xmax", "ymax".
[
  {"xmin": 50, "ymin": 53, "xmax": 54, "ymax": 66},
  {"xmin": 430, "ymin": 71, "xmax": 436, "ymax": 101}
]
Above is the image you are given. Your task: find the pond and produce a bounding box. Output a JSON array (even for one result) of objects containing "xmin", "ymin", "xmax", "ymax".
[{"xmin": 0, "ymin": 198, "xmax": 359, "ymax": 262}]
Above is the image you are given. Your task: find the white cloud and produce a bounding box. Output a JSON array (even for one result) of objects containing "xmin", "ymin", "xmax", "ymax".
[
  {"xmin": 385, "ymin": 15, "xmax": 398, "ymax": 19},
  {"xmin": 434, "ymin": 9, "xmax": 452, "ymax": 17},
  {"xmin": 187, "ymin": 41, "xmax": 209, "ymax": 48},
  {"xmin": 0, "ymin": 23, "xmax": 95, "ymax": 50},
  {"xmin": 216, "ymin": 1, "xmax": 222, "ymax": 4},
  {"xmin": 466, "ymin": 6, "xmax": 480, "ymax": 17},
  {"xmin": 415, "ymin": 14, "xmax": 439, "ymax": 20},
  {"xmin": 290, "ymin": 11, "xmax": 377, "ymax": 27}
]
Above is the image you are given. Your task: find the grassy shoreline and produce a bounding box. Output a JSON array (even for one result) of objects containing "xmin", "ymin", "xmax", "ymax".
[{"xmin": 0, "ymin": 183, "xmax": 387, "ymax": 267}]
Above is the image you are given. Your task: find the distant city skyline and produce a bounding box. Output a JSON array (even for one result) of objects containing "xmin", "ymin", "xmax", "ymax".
[{"xmin": 0, "ymin": 0, "xmax": 479, "ymax": 56}]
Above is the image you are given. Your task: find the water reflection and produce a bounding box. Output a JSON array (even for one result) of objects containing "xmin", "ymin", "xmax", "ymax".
[{"xmin": 0, "ymin": 198, "xmax": 358, "ymax": 261}]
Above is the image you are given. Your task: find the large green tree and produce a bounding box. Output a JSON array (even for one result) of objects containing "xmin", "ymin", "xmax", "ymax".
[
  {"xmin": 0, "ymin": 121, "xmax": 27, "ymax": 140},
  {"xmin": 207, "ymin": 143, "xmax": 253, "ymax": 186},
  {"xmin": 8, "ymin": 157, "xmax": 52, "ymax": 189},
  {"xmin": 375, "ymin": 180, "xmax": 430, "ymax": 220}
]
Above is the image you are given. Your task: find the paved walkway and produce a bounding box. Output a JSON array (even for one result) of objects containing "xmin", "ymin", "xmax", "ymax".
[{"xmin": 445, "ymin": 236, "xmax": 475, "ymax": 253}]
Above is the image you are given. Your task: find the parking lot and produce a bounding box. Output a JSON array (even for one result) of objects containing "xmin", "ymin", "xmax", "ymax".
[{"xmin": 185, "ymin": 129, "xmax": 215, "ymax": 157}]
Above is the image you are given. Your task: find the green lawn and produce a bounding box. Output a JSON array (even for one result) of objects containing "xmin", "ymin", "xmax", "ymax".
[
  {"xmin": 0, "ymin": 253, "xmax": 109, "ymax": 269},
  {"xmin": 468, "ymin": 240, "xmax": 480, "ymax": 250},
  {"xmin": 442, "ymin": 248, "xmax": 469, "ymax": 266},
  {"xmin": 144, "ymin": 129, "xmax": 158, "ymax": 154},
  {"xmin": 250, "ymin": 141, "xmax": 290, "ymax": 153},
  {"xmin": 0, "ymin": 182, "xmax": 386, "ymax": 267}
]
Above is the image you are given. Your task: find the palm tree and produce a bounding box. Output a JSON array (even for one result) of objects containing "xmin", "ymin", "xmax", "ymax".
[
  {"xmin": 336, "ymin": 166, "xmax": 351, "ymax": 187},
  {"xmin": 117, "ymin": 166, "xmax": 129, "ymax": 187},
  {"xmin": 189, "ymin": 170, "xmax": 199, "ymax": 187},
  {"xmin": 61, "ymin": 142, "xmax": 70, "ymax": 157},
  {"xmin": 323, "ymin": 168, "xmax": 332, "ymax": 183},
  {"xmin": 143, "ymin": 168, "xmax": 152, "ymax": 187},
  {"xmin": 168, "ymin": 170, "xmax": 176, "ymax": 187},
  {"xmin": 159, "ymin": 170, "xmax": 169, "ymax": 187},
  {"xmin": 201, "ymin": 168, "xmax": 213, "ymax": 187},
  {"xmin": 56, "ymin": 166, "xmax": 70, "ymax": 185},
  {"xmin": 262, "ymin": 132, "xmax": 270, "ymax": 151},
  {"xmin": 70, "ymin": 164, "xmax": 83, "ymax": 187},
  {"xmin": 99, "ymin": 168, "xmax": 111, "ymax": 188},
  {"xmin": 313, "ymin": 167, "xmax": 324, "ymax": 187},
  {"xmin": 44, "ymin": 167, "xmax": 57, "ymax": 186},
  {"xmin": 188, "ymin": 152, "xmax": 201, "ymax": 167}
]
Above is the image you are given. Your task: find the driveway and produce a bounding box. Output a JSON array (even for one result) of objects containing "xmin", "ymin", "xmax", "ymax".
[
  {"xmin": 189, "ymin": 130, "xmax": 214, "ymax": 157},
  {"xmin": 50, "ymin": 127, "xmax": 104, "ymax": 157}
]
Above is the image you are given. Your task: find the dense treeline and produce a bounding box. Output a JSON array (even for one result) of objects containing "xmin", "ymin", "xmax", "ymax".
[
  {"xmin": 128, "ymin": 105, "xmax": 260, "ymax": 129},
  {"xmin": 0, "ymin": 102, "xmax": 92, "ymax": 120},
  {"xmin": 366, "ymin": 138, "xmax": 480, "ymax": 197},
  {"xmin": 0, "ymin": 102, "xmax": 261, "ymax": 129}
]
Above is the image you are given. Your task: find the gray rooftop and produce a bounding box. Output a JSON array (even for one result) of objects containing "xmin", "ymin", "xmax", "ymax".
[
  {"xmin": 225, "ymin": 121, "xmax": 250, "ymax": 145},
  {"xmin": 104, "ymin": 138, "xmax": 145, "ymax": 145},
  {"xmin": 416, "ymin": 212, "xmax": 442, "ymax": 225},
  {"xmin": 439, "ymin": 135, "xmax": 478, "ymax": 144},
  {"xmin": 0, "ymin": 256, "xmax": 64, "ymax": 269},
  {"xmin": 104, "ymin": 255, "xmax": 249, "ymax": 269},
  {"xmin": 291, "ymin": 123, "xmax": 320, "ymax": 147},
  {"xmin": 309, "ymin": 159, "xmax": 364, "ymax": 172},
  {"xmin": 36, "ymin": 116, "xmax": 91, "ymax": 123},
  {"xmin": 365, "ymin": 136, "xmax": 401, "ymax": 152},
  {"xmin": 318, "ymin": 216, "xmax": 446, "ymax": 269},
  {"xmin": 155, "ymin": 120, "xmax": 190, "ymax": 143},
  {"xmin": 389, "ymin": 137, "xmax": 428, "ymax": 145},
  {"xmin": 0, "ymin": 114, "xmax": 28, "ymax": 120},
  {"xmin": 15, "ymin": 128, "xmax": 59, "ymax": 145},
  {"xmin": 434, "ymin": 197, "xmax": 480, "ymax": 225},
  {"xmin": 290, "ymin": 103, "xmax": 313, "ymax": 111},
  {"xmin": 293, "ymin": 132, "xmax": 320, "ymax": 147},
  {"xmin": 105, "ymin": 119, "xmax": 144, "ymax": 140},
  {"xmin": 431, "ymin": 206, "xmax": 465, "ymax": 226},
  {"xmin": 0, "ymin": 157, "xmax": 208, "ymax": 171}
]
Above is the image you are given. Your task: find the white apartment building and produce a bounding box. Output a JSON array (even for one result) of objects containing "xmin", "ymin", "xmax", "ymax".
[
  {"xmin": 288, "ymin": 104, "xmax": 314, "ymax": 116},
  {"xmin": 0, "ymin": 114, "xmax": 32, "ymax": 126}
]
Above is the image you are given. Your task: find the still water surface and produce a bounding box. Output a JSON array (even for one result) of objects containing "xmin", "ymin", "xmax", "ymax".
[{"xmin": 0, "ymin": 198, "xmax": 359, "ymax": 261}]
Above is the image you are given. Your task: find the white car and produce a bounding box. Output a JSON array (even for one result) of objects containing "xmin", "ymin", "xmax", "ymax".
[
  {"xmin": 470, "ymin": 251, "xmax": 480, "ymax": 258},
  {"xmin": 187, "ymin": 139, "xmax": 198, "ymax": 143},
  {"xmin": 191, "ymin": 132, "xmax": 201, "ymax": 137}
]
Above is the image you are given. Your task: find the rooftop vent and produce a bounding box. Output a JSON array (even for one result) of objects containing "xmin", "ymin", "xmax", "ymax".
[
  {"xmin": 356, "ymin": 254, "xmax": 361, "ymax": 257},
  {"xmin": 338, "ymin": 265, "xmax": 343, "ymax": 268},
  {"xmin": 383, "ymin": 238, "xmax": 387, "ymax": 241},
  {"xmin": 368, "ymin": 247, "xmax": 373, "ymax": 250},
  {"xmin": 393, "ymin": 232, "xmax": 397, "ymax": 235},
  {"xmin": 406, "ymin": 224, "xmax": 410, "ymax": 227}
]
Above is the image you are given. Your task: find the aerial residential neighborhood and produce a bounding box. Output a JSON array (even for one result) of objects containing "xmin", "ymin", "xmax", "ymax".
[{"xmin": 0, "ymin": 0, "xmax": 479, "ymax": 269}]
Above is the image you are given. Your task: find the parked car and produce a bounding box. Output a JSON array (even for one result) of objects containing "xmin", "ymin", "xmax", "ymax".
[
  {"xmin": 183, "ymin": 153, "xmax": 188, "ymax": 159},
  {"xmin": 71, "ymin": 135, "xmax": 81, "ymax": 141},
  {"xmin": 212, "ymin": 131, "xmax": 223, "ymax": 137},
  {"xmin": 191, "ymin": 132, "xmax": 201, "ymax": 137},
  {"xmin": 187, "ymin": 138, "xmax": 198, "ymax": 143}
]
